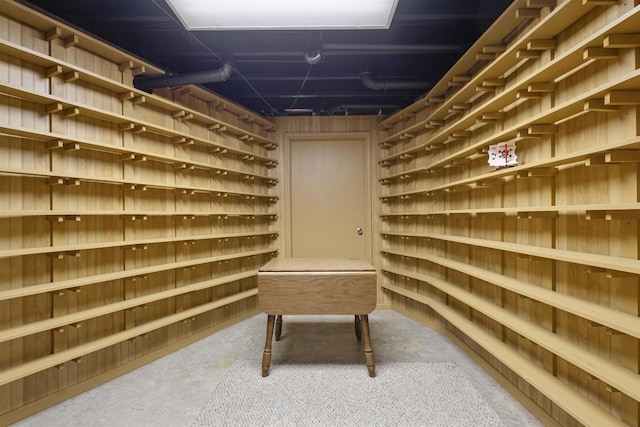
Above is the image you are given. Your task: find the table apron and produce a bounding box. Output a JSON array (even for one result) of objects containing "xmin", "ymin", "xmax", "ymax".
[{"xmin": 258, "ymin": 271, "xmax": 376, "ymax": 315}]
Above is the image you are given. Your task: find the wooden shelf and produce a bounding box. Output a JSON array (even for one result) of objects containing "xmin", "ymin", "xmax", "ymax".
[
  {"xmin": 0, "ymin": 0, "xmax": 164, "ymax": 76},
  {"xmin": 381, "ymin": 262, "xmax": 640, "ymax": 340},
  {"xmin": 0, "ymin": 210, "xmax": 278, "ymax": 220},
  {"xmin": 375, "ymin": 1, "xmax": 640, "ymax": 425},
  {"xmin": 378, "ymin": 0, "xmax": 631, "ymax": 147},
  {"xmin": 0, "ymin": 288, "xmax": 258, "ymax": 388},
  {"xmin": 380, "ymin": 67, "xmax": 640, "ymax": 171},
  {"xmin": 380, "ymin": 232, "xmax": 640, "ymax": 275},
  {"xmin": 0, "ymin": 123, "xmax": 278, "ymax": 170},
  {"xmin": 171, "ymin": 105, "xmax": 277, "ymax": 151},
  {"xmin": 380, "ymin": 136, "xmax": 640, "ymax": 200},
  {"xmin": 382, "ymin": 283, "xmax": 628, "ymax": 427},
  {"xmin": 0, "ymin": 166, "xmax": 278, "ymax": 202},
  {"xmin": 0, "ymin": 2, "xmax": 282, "ymax": 421},
  {"xmin": 380, "ymin": 203, "xmax": 640, "ymax": 220},
  {"xmin": 378, "ymin": 0, "xmax": 530, "ymax": 128},
  {"xmin": 382, "ymin": 268, "xmax": 640, "ymax": 401},
  {"xmin": 0, "ymin": 248, "xmax": 277, "ymax": 302},
  {"xmin": 179, "ymin": 85, "xmax": 277, "ymax": 132},
  {"xmin": 379, "ymin": 8, "xmax": 640, "ymax": 165},
  {"xmin": 0, "ymin": 83, "xmax": 278, "ymax": 167},
  {"xmin": 0, "ymin": 231, "xmax": 279, "ymax": 259},
  {"xmin": 0, "ymin": 37, "xmax": 153, "ymax": 91},
  {"xmin": 0, "ymin": 269, "xmax": 258, "ymax": 344},
  {"xmin": 0, "ymin": 39, "xmax": 278, "ymax": 151}
]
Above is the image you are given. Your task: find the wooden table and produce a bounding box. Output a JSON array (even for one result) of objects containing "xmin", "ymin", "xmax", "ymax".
[{"xmin": 258, "ymin": 258, "xmax": 377, "ymax": 377}]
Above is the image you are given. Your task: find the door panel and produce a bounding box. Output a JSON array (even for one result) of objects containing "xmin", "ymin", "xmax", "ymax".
[{"xmin": 290, "ymin": 136, "xmax": 368, "ymax": 258}]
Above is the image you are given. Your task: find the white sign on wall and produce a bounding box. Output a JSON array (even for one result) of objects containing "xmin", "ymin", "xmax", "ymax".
[{"xmin": 488, "ymin": 141, "xmax": 517, "ymax": 169}]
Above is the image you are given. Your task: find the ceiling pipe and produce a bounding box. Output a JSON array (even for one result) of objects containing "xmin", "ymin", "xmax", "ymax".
[
  {"xmin": 325, "ymin": 104, "xmax": 401, "ymax": 116},
  {"xmin": 323, "ymin": 43, "xmax": 465, "ymax": 53},
  {"xmin": 134, "ymin": 61, "xmax": 233, "ymax": 92},
  {"xmin": 359, "ymin": 72, "xmax": 430, "ymax": 91}
]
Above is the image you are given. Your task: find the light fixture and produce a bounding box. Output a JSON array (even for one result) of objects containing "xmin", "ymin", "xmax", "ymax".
[{"xmin": 165, "ymin": 0, "xmax": 399, "ymax": 31}]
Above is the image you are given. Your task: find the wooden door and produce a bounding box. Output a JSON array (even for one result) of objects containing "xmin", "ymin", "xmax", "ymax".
[{"xmin": 288, "ymin": 134, "xmax": 370, "ymax": 259}]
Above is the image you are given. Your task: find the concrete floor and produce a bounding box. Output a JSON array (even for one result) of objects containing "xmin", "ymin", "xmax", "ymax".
[{"xmin": 13, "ymin": 310, "xmax": 544, "ymax": 427}]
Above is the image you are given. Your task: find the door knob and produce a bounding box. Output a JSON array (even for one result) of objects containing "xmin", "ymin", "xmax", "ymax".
[{"xmin": 356, "ymin": 227, "xmax": 363, "ymax": 235}]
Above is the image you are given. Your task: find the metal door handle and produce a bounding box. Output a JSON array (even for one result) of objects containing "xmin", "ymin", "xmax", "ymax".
[{"xmin": 356, "ymin": 227, "xmax": 363, "ymax": 235}]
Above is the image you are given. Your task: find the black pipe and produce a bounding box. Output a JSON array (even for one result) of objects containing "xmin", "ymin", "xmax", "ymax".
[
  {"xmin": 359, "ymin": 72, "xmax": 429, "ymax": 91},
  {"xmin": 134, "ymin": 62, "xmax": 233, "ymax": 92}
]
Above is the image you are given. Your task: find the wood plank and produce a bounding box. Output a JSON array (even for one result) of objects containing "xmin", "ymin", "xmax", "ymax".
[
  {"xmin": 0, "ymin": 249, "xmax": 276, "ymax": 301},
  {"xmin": 383, "ymin": 270, "xmax": 640, "ymax": 401},
  {"xmin": 380, "ymin": 135, "xmax": 640, "ymax": 190},
  {"xmin": 603, "ymin": 33, "xmax": 640, "ymax": 48},
  {"xmin": 0, "ymin": 82, "xmax": 278, "ymax": 151},
  {"xmin": 382, "ymin": 284, "xmax": 628, "ymax": 427},
  {"xmin": 0, "ymin": 0, "xmax": 163, "ymax": 74},
  {"xmin": 383, "ymin": 231, "xmax": 640, "ymax": 275},
  {"xmin": 376, "ymin": 1, "xmax": 640, "ymax": 425},
  {"xmin": 0, "ymin": 1, "xmax": 279, "ymax": 421},
  {"xmin": 260, "ymin": 258, "xmax": 374, "ymax": 272},
  {"xmin": 0, "ymin": 289, "xmax": 258, "ymax": 387},
  {"xmin": 378, "ymin": 7, "xmax": 640, "ymax": 163},
  {"xmin": 0, "ymin": 231, "xmax": 278, "ymax": 259},
  {"xmin": 258, "ymin": 271, "xmax": 376, "ymax": 314},
  {"xmin": 0, "ymin": 166, "xmax": 276, "ymax": 201},
  {"xmin": 0, "ymin": 270, "xmax": 258, "ymax": 343}
]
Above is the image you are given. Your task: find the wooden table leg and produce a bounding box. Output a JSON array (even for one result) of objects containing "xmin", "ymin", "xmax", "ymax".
[
  {"xmin": 360, "ymin": 314, "xmax": 375, "ymax": 377},
  {"xmin": 354, "ymin": 315, "xmax": 362, "ymax": 342},
  {"xmin": 262, "ymin": 314, "xmax": 275, "ymax": 377},
  {"xmin": 275, "ymin": 315, "xmax": 283, "ymax": 341}
]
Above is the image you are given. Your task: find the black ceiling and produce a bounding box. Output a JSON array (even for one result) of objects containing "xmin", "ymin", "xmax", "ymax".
[{"xmin": 21, "ymin": 0, "xmax": 513, "ymax": 117}]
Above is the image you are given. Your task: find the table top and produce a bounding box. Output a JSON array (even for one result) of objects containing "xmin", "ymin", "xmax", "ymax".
[{"xmin": 259, "ymin": 258, "xmax": 375, "ymax": 273}]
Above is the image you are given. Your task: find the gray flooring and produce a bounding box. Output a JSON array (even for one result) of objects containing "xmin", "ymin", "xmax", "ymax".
[{"xmin": 13, "ymin": 310, "xmax": 543, "ymax": 427}]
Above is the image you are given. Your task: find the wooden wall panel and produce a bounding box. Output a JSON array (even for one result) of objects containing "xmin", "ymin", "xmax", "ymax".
[
  {"xmin": 376, "ymin": 1, "xmax": 640, "ymax": 426},
  {"xmin": 0, "ymin": 1, "xmax": 280, "ymax": 423}
]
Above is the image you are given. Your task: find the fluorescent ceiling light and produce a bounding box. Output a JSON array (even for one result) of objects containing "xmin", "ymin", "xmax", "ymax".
[{"xmin": 165, "ymin": 0, "xmax": 399, "ymax": 30}]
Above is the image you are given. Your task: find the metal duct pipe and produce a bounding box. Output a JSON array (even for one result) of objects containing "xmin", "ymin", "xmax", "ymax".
[
  {"xmin": 303, "ymin": 51, "xmax": 323, "ymax": 65},
  {"xmin": 359, "ymin": 72, "xmax": 430, "ymax": 91},
  {"xmin": 326, "ymin": 104, "xmax": 401, "ymax": 114},
  {"xmin": 134, "ymin": 61, "xmax": 233, "ymax": 92}
]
